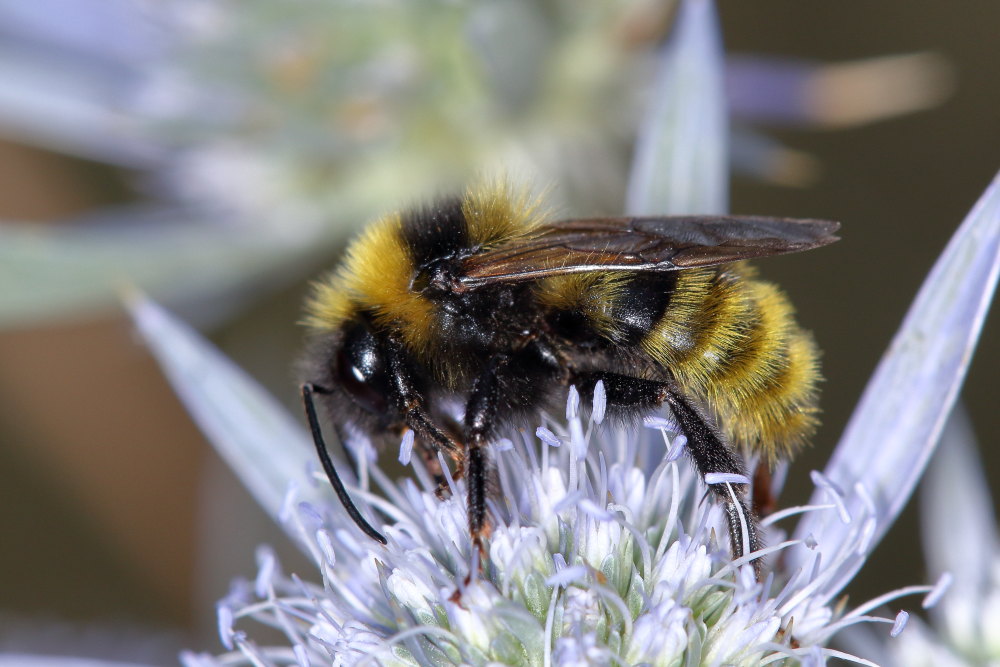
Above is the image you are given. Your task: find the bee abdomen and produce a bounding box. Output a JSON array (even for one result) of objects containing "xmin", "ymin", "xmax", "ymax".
[
  {"xmin": 643, "ymin": 267, "xmax": 821, "ymax": 460},
  {"xmin": 710, "ymin": 280, "xmax": 821, "ymax": 459}
]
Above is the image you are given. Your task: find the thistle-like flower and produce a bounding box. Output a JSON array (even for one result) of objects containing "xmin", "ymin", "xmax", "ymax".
[
  {"xmin": 129, "ymin": 274, "xmax": 957, "ymax": 667},
  {"xmin": 124, "ymin": 345, "xmax": 894, "ymax": 666},
  {"xmin": 168, "ymin": 388, "xmax": 896, "ymax": 666}
]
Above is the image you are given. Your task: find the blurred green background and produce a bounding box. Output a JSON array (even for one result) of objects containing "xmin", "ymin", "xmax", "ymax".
[{"xmin": 0, "ymin": 1, "xmax": 996, "ymax": 660}]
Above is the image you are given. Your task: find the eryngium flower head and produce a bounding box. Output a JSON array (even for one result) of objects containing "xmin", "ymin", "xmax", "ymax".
[{"xmin": 178, "ymin": 389, "xmax": 882, "ymax": 666}]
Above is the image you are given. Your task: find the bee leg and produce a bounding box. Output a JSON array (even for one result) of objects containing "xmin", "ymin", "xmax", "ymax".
[
  {"xmin": 383, "ymin": 348, "xmax": 464, "ymax": 493},
  {"xmin": 574, "ymin": 372, "xmax": 763, "ymax": 578},
  {"xmin": 400, "ymin": 400, "xmax": 463, "ymax": 462},
  {"xmin": 302, "ymin": 383, "xmax": 387, "ymax": 545},
  {"xmin": 414, "ymin": 444, "xmax": 450, "ymax": 498},
  {"xmin": 752, "ymin": 461, "xmax": 779, "ymax": 519},
  {"xmin": 463, "ymin": 357, "xmax": 508, "ymax": 561},
  {"xmin": 459, "ymin": 346, "xmax": 563, "ymax": 586},
  {"xmin": 662, "ymin": 386, "xmax": 762, "ymax": 579},
  {"xmin": 413, "ymin": 414, "xmax": 469, "ymax": 499},
  {"xmin": 400, "ymin": 409, "xmax": 464, "ymax": 498}
]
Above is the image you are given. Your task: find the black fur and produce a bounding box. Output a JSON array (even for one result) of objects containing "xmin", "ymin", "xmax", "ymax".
[
  {"xmin": 400, "ymin": 196, "xmax": 469, "ymax": 267},
  {"xmin": 609, "ymin": 273, "xmax": 677, "ymax": 344}
]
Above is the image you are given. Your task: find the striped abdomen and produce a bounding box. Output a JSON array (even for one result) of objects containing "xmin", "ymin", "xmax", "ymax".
[{"xmin": 538, "ymin": 264, "xmax": 821, "ymax": 459}]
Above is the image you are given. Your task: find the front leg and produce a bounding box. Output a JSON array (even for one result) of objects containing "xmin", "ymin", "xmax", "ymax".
[
  {"xmin": 574, "ymin": 371, "xmax": 763, "ymax": 577},
  {"xmin": 385, "ymin": 344, "xmax": 463, "ymax": 483}
]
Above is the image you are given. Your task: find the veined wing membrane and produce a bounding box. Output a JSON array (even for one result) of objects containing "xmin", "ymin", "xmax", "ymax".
[{"xmin": 457, "ymin": 216, "xmax": 840, "ymax": 289}]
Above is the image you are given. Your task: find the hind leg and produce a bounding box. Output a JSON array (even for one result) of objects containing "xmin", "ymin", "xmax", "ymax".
[{"xmin": 574, "ymin": 371, "xmax": 763, "ymax": 578}]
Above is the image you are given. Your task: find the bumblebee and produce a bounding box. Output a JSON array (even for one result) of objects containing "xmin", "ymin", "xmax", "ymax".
[{"xmin": 301, "ymin": 181, "xmax": 838, "ymax": 573}]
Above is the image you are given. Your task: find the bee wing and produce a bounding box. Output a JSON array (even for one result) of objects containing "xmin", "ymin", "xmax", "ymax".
[{"xmin": 457, "ymin": 215, "xmax": 840, "ymax": 289}]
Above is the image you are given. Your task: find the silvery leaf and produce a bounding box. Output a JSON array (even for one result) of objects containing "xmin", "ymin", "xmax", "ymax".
[
  {"xmin": 626, "ymin": 0, "xmax": 727, "ymax": 216},
  {"xmin": 127, "ymin": 294, "xmax": 347, "ymax": 549},
  {"xmin": 791, "ymin": 170, "xmax": 1000, "ymax": 600}
]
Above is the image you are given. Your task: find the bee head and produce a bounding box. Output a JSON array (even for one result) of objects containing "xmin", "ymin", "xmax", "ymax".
[
  {"xmin": 333, "ymin": 321, "xmax": 392, "ymax": 418},
  {"xmin": 303, "ymin": 319, "xmax": 396, "ymax": 433}
]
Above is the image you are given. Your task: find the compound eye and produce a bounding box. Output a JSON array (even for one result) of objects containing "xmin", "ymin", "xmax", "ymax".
[{"xmin": 335, "ymin": 326, "xmax": 389, "ymax": 416}]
